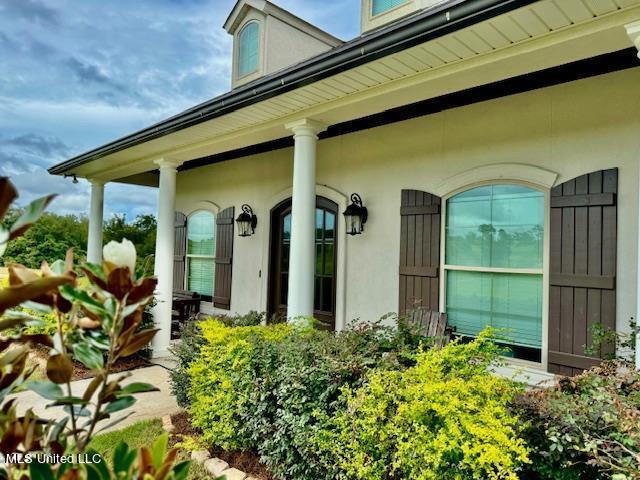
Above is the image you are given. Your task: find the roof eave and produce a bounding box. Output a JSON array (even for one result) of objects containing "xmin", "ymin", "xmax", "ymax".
[{"xmin": 49, "ymin": 0, "xmax": 541, "ymax": 176}]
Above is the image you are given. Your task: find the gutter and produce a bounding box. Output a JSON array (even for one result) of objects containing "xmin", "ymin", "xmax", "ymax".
[{"xmin": 49, "ymin": 0, "xmax": 540, "ymax": 175}]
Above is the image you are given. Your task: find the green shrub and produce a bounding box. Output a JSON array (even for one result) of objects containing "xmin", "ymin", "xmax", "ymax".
[
  {"xmin": 313, "ymin": 331, "xmax": 530, "ymax": 480},
  {"xmin": 240, "ymin": 320, "xmax": 411, "ymax": 480},
  {"xmin": 169, "ymin": 311, "xmax": 268, "ymax": 408},
  {"xmin": 515, "ymin": 361, "xmax": 640, "ymax": 480},
  {"xmin": 187, "ymin": 320, "xmax": 292, "ymax": 450}
]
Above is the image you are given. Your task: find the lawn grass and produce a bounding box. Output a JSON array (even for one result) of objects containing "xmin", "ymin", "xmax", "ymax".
[{"xmin": 88, "ymin": 418, "xmax": 210, "ymax": 479}]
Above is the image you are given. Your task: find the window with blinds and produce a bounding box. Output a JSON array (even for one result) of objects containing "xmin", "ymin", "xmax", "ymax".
[
  {"xmin": 238, "ymin": 21, "xmax": 259, "ymax": 77},
  {"xmin": 187, "ymin": 211, "xmax": 216, "ymax": 298},
  {"xmin": 372, "ymin": 0, "xmax": 409, "ymax": 16},
  {"xmin": 444, "ymin": 184, "xmax": 545, "ymax": 362}
]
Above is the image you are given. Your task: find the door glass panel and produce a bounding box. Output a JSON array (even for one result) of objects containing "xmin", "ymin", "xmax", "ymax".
[
  {"xmin": 316, "ymin": 209, "xmax": 324, "ymax": 240},
  {"xmin": 321, "ymin": 277, "xmax": 333, "ymax": 312},
  {"xmin": 283, "ymin": 214, "xmax": 291, "ymax": 240},
  {"xmin": 324, "ymin": 243, "xmax": 334, "ymax": 275},
  {"xmin": 325, "ymin": 212, "xmax": 335, "ymax": 240}
]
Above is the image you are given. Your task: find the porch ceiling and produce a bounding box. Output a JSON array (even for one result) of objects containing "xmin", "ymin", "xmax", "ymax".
[{"xmin": 57, "ymin": 0, "xmax": 640, "ymax": 185}]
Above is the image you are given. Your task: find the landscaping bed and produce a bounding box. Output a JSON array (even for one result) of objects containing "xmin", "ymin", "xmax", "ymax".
[
  {"xmin": 170, "ymin": 315, "xmax": 640, "ymax": 480},
  {"xmin": 170, "ymin": 411, "xmax": 274, "ymax": 479}
]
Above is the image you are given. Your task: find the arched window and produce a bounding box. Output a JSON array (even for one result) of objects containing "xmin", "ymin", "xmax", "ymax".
[
  {"xmin": 238, "ymin": 21, "xmax": 260, "ymax": 77},
  {"xmin": 372, "ymin": 0, "xmax": 408, "ymax": 16},
  {"xmin": 444, "ymin": 184, "xmax": 544, "ymax": 361},
  {"xmin": 186, "ymin": 211, "xmax": 216, "ymax": 298}
]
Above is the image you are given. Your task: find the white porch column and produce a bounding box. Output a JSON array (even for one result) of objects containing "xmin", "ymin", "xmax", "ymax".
[
  {"xmin": 627, "ymin": 21, "xmax": 640, "ymax": 369},
  {"xmin": 87, "ymin": 179, "xmax": 105, "ymax": 265},
  {"xmin": 285, "ymin": 119, "xmax": 327, "ymax": 321},
  {"xmin": 151, "ymin": 158, "xmax": 183, "ymax": 357}
]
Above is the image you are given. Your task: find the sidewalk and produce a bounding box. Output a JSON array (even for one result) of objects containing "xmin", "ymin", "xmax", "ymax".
[{"xmin": 11, "ymin": 364, "xmax": 180, "ymax": 434}]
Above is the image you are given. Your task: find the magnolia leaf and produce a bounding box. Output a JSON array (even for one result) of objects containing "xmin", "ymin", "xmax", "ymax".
[
  {"xmin": 73, "ymin": 343, "xmax": 104, "ymax": 370},
  {"xmin": 104, "ymin": 395, "xmax": 136, "ymax": 414},
  {"xmin": 0, "ymin": 275, "xmax": 73, "ymax": 315},
  {"xmin": 46, "ymin": 354, "xmax": 74, "ymax": 384},
  {"xmin": 173, "ymin": 460, "xmax": 191, "ymax": 480},
  {"xmin": 0, "ymin": 177, "xmax": 18, "ymax": 220},
  {"xmin": 119, "ymin": 382, "xmax": 158, "ymax": 395},
  {"xmin": 29, "ymin": 460, "xmax": 54, "ymax": 480},
  {"xmin": 59, "ymin": 285, "xmax": 107, "ymax": 316},
  {"xmin": 95, "ymin": 412, "xmax": 135, "ymax": 434},
  {"xmin": 47, "ymin": 396, "xmax": 87, "ymax": 407},
  {"xmin": 113, "ymin": 442, "xmax": 137, "ymax": 474},
  {"xmin": 83, "ymin": 373, "xmax": 105, "ymax": 402},
  {"xmin": 0, "ymin": 316, "xmax": 27, "ymax": 332},
  {"xmin": 151, "ymin": 433, "xmax": 169, "ymax": 470},
  {"xmin": 49, "ymin": 259, "xmax": 66, "ymax": 276},
  {"xmin": 10, "ymin": 194, "xmax": 57, "ymax": 239},
  {"xmin": 63, "ymin": 404, "xmax": 92, "ymax": 417},
  {"xmin": 118, "ymin": 329, "xmax": 158, "ymax": 358},
  {"xmin": 27, "ymin": 380, "xmax": 64, "ymax": 401}
]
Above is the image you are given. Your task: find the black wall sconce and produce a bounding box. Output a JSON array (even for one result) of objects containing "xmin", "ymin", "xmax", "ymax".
[
  {"xmin": 236, "ymin": 204, "xmax": 258, "ymax": 237},
  {"xmin": 343, "ymin": 193, "xmax": 368, "ymax": 235}
]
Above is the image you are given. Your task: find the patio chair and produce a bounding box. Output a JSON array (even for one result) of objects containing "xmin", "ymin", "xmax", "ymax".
[
  {"xmin": 171, "ymin": 290, "xmax": 201, "ymax": 338},
  {"xmin": 404, "ymin": 308, "xmax": 456, "ymax": 348}
]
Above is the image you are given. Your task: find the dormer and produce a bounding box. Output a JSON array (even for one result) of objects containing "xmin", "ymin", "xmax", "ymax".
[
  {"xmin": 225, "ymin": 0, "xmax": 343, "ymax": 89},
  {"xmin": 361, "ymin": 0, "xmax": 448, "ymax": 33}
]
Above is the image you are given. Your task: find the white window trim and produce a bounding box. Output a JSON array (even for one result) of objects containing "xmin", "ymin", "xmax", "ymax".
[
  {"xmin": 438, "ymin": 180, "xmax": 551, "ymax": 371},
  {"xmin": 236, "ymin": 20, "xmax": 261, "ymax": 80},
  {"xmin": 370, "ymin": 0, "xmax": 412, "ymax": 19},
  {"xmin": 185, "ymin": 210, "xmax": 217, "ymax": 298}
]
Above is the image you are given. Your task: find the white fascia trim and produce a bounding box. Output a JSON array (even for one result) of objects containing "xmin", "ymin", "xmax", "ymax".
[{"xmin": 625, "ymin": 20, "xmax": 640, "ymax": 58}]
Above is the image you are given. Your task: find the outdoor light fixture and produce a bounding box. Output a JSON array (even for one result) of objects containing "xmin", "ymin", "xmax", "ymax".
[
  {"xmin": 236, "ymin": 204, "xmax": 258, "ymax": 237},
  {"xmin": 64, "ymin": 174, "xmax": 79, "ymax": 184},
  {"xmin": 343, "ymin": 193, "xmax": 368, "ymax": 235}
]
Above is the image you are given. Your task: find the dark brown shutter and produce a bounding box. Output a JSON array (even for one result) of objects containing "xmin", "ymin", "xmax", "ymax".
[
  {"xmin": 399, "ymin": 190, "xmax": 441, "ymax": 315},
  {"xmin": 548, "ymin": 169, "xmax": 617, "ymax": 375},
  {"xmin": 213, "ymin": 206, "xmax": 235, "ymax": 310},
  {"xmin": 173, "ymin": 212, "xmax": 187, "ymax": 290}
]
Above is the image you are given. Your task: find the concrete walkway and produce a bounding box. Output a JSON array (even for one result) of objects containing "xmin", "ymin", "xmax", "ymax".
[{"xmin": 11, "ymin": 364, "xmax": 180, "ymax": 434}]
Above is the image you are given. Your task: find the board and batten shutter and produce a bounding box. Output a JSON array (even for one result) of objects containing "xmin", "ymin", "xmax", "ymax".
[
  {"xmin": 173, "ymin": 212, "xmax": 187, "ymax": 290},
  {"xmin": 399, "ymin": 190, "xmax": 441, "ymax": 315},
  {"xmin": 549, "ymin": 169, "xmax": 617, "ymax": 375},
  {"xmin": 213, "ymin": 206, "xmax": 235, "ymax": 310}
]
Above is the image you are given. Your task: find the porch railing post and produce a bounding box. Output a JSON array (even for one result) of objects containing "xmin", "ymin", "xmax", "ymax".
[{"xmin": 285, "ymin": 119, "xmax": 327, "ymax": 322}]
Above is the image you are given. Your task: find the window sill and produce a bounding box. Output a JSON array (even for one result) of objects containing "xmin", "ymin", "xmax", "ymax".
[{"xmin": 490, "ymin": 360, "xmax": 556, "ymax": 388}]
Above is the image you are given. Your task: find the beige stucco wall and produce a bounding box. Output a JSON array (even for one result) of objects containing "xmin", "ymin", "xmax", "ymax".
[{"xmin": 177, "ymin": 67, "xmax": 640, "ymax": 338}]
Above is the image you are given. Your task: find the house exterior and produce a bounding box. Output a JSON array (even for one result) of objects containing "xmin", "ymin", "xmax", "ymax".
[{"xmin": 49, "ymin": 0, "xmax": 640, "ymax": 378}]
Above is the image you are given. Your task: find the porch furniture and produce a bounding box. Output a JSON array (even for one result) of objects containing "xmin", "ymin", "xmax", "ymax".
[
  {"xmin": 403, "ymin": 308, "xmax": 455, "ymax": 348},
  {"xmin": 172, "ymin": 290, "xmax": 201, "ymax": 337}
]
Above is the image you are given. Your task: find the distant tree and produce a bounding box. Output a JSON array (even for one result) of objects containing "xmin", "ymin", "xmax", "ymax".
[
  {"xmin": 1, "ymin": 209, "xmax": 156, "ymax": 269},
  {"xmin": 1, "ymin": 210, "xmax": 88, "ymax": 268}
]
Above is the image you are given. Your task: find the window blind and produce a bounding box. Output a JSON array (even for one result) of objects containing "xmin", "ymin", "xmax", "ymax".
[
  {"xmin": 238, "ymin": 22, "xmax": 259, "ymax": 76},
  {"xmin": 187, "ymin": 211, "xmax": 216, "ymax": 297}
]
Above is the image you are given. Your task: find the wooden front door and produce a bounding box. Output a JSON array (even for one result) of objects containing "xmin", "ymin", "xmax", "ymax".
[{"xmin": 268, "ymin": 196, "xmax": 338, "ymax": 330}]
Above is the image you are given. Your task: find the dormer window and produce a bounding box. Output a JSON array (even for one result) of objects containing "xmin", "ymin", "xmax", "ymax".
[
  {"xmin": 238, "ymin": 21, "xmax": 260, "ymax": 77},
  {"xmin": 372, "ymin": 0, "xmax": 409, "ymax": 16}
]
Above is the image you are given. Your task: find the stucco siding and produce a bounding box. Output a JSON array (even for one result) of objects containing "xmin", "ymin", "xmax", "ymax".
[{"xmin": 176, "ymin": 67, "xmax": 640, "ymax": 336}]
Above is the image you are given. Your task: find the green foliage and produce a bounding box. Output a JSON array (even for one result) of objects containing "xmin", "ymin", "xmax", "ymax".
[
  {"xmin": 169, "ymin": 311, "xmax": 267, "ymax": 409},
  {"xmin": 515, "ymin": 361, "xmax": 640, "ymax": 480},
  {"xmin": 187, "ymin": 320, "xmax": 292, "ymax": 450},
  {"xmin": 584, "ymin": 320, "xmax": 637, "ymax": 361},
  {"xmin": 1, "ymin": 211, "xmax": 88, "ymax": 268},
  {"xmin": 314, "ymin": 331, "xmax": 530, "ymax": 480},
  {"xmin": 241, "ymin": 321, "xmax": 413, "ymax": 480},
  {"xmin": 1, "ymin": 208, "xmax": 157, "ymax": 269}
]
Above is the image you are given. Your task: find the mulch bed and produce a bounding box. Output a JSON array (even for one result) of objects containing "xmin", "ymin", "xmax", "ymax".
[
  {"xmin": 170, "ymin": 411, "xmax": 274, "ymax": 480},
  {"xmin": 31, "ymin": 344, "xmax": 150, "ymax": 381}
]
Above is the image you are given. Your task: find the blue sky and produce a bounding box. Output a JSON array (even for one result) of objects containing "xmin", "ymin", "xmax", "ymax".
[{"xmin": 0, "ymin": 0, "xmax": 359, "ymax": 220}]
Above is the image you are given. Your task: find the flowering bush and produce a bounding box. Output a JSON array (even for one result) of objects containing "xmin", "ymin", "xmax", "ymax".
[{"xmin": 313, "ymin": 331, "xmax": 530, "ymax": 480}]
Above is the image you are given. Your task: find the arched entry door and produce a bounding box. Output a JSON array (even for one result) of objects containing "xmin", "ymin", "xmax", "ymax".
[{"xmin": 268, "ymin": 196, "xmax": 338, "ymax": 330}]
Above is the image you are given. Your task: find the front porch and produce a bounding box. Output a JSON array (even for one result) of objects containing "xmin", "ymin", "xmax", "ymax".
[{"xmin": 50, "ymin": 2, "xmax": 640, "ymax": 372}]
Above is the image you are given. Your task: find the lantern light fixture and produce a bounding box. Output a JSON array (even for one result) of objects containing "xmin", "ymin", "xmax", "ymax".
[
  {"xmin": 343, "ymin": 193, "xmax": 368, "ymax": 236},
  {"xmin": 236, "ymin": 204, "xmax": 258, "ymax": 237}
]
